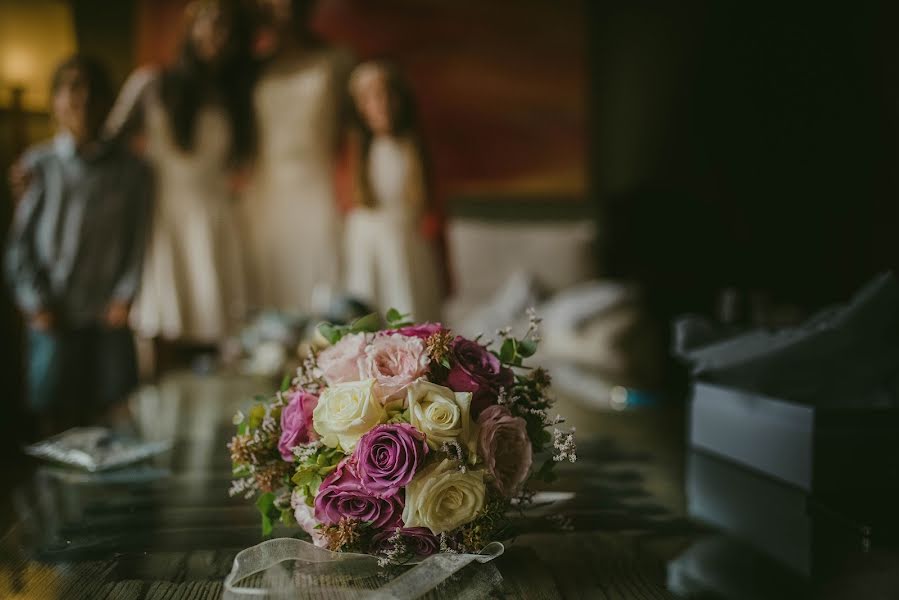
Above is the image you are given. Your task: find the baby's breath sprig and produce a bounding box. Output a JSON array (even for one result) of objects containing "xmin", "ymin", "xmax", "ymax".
[
  {"xmin": 525, "ymin": 307, "xmax": 543, "ymax": 343},
  {"xmin": 291, "ymin": 439, "xmax": 324, "ymax": 462},
  {"xmin": 439, "ymin": 441, "xmax": 468, "ymax": 472},
  {"xmin": 552, "ymin": 427, "xmax": 578, "ymax": 463},
  {"xmin": 495, "ymin": 309, "xmax": 542, "ymax": 369},
  {"xmin": 292, "ymin": 349, "xmax": 325, "ymax": 394},
  {"xmin": 439, "ymin": 533, "xmax": 460, "ymax": 554},
  {"xmin": 228, "ymin": 475, "xmax": 258, "ymax": 500},
  {"xmin": 377, "ymin": 527, "xmax": 408, "ymax": 568}
]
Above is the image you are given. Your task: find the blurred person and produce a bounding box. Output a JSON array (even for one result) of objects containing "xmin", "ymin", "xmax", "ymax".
[
  {"xmin": 104, "ymin": 0, "xmax": 257, "ymax": 371},
  {"xmin": 240, "ymin": 0, "xmax": 352, "ymax": 314},
  {"xmin": 4, "ymin": 55, "xmax": 152, "ymax": 435},
  {"xmin": 343, "ymin": 61, "xmax": 444, "ymax": 322}
]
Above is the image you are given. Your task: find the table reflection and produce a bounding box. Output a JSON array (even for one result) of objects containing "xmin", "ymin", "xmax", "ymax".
[{"xmin": 4, "ymin": 371, "xmax": 895, "ymax": 599}]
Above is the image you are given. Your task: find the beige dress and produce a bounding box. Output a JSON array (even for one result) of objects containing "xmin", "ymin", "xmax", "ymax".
[
  {"xmin": 344, "ymin": 136, "xmax": 442, "ymax": 322},
  {"xmin": 241, "ymin": 49, "xmax": 351, "ymax": 314},
  {"xmin": 106, "ymin": 68, "xmax": 247, "ymax": 343}
]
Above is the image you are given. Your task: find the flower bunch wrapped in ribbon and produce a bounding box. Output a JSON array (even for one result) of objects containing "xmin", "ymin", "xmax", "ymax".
[{"xmin": 228, "ymin": 309, "xmax": 576, "ymax": 565}]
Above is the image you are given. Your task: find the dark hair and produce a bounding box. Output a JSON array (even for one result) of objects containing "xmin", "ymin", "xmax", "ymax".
[
  {"xmin": 50, "ymin": 54, "xmax": 114, "ymax": 136},
  {"xmin": 287, "ymin": 0, "xmax": 322, "ymax": 45},
  {"xmin": 159, "ymin": 0, "xmax": 257, "ymax": 163},
  {"xmin": 351, "ymin": 62, "xmax": 426, "ymax": 208}
]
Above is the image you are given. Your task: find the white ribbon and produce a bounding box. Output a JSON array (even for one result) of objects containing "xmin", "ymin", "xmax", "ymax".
[{"xmin": 222, "ymin": 537, "xmax": 505, "ymax": 600}]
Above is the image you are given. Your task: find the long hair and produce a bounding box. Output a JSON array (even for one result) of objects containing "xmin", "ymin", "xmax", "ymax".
[
  {"xmin": 348, "ymin": 61, "xmax": 429, "ymax": 209},
  {"xmin": 159, "ymin": 0, "xmax": 257, "ymax": 163}
]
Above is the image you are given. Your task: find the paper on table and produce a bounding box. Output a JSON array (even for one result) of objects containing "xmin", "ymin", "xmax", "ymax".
[{"xmin": 24, "ymin": 427, "xmax": 172, "ymax": 472}]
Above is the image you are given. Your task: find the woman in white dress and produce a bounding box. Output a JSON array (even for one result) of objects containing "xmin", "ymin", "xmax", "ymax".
[
  {"xmin": 344, "ymin": 61, "xmax": 445, "ymax": 322},
  {"xmin": 105, "ymin": 0, "xmax": 256, "ymax": 369},
  {"xmin": 242, "ymin": 0, "xmax": 352, "ymax": 314}
]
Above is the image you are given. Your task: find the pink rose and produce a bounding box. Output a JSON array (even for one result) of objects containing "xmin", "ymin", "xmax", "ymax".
[
  {"xmin": 278, "ymin": 391, "xmax": 319, "ymax": 461},
  {"xmin": 318, "ymin": 333, "xmax": 368, "ymax": 385},
  {"xmin": 361, "ymin": 334, "xmax": 429, "ymax": 403},
  {"xmin": 291, "ymin": 490, "xmax": 327, "ymax": 547},
  {"xmin": 477, "ymin": 405, "xmax": 533, "ymax": 497}
]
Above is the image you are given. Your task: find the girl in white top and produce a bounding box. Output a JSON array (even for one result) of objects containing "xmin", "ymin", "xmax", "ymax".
[{"xmin": 344, "ymin": 61, "xmax": 444, "ymax": 322}]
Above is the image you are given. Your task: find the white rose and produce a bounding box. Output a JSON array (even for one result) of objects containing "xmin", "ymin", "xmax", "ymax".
[
  {"xmin": 407, "ymin": 380, "xmax": 476, "ymax": 458},
  {"xmin": 312, "ymin": 379, "xmax": 387, "ymax": 452},
  {"xmin": 402, "ymin": 459, "xmax": 486, "ymax": 534}
]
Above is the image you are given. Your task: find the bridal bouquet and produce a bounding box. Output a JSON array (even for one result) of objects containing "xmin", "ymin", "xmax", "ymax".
[{"xmin": 228, "ymin": 309, "xmax": 576, "ymax": 565}]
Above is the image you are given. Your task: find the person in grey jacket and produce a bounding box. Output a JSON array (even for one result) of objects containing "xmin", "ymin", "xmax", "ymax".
[{"xmin": 5, "ymin": 55, "xmax": 152, "ymax": 432}]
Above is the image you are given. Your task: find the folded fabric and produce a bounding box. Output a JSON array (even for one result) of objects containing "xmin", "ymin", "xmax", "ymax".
[{"xmin": 674, "ymin": 272, "xmax": 899, "ymax": 406}]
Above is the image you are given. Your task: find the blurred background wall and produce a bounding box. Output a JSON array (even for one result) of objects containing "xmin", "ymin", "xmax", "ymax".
[{"xmin": 134, "ymin": 0, "xmax": 587, "ymax": 203}]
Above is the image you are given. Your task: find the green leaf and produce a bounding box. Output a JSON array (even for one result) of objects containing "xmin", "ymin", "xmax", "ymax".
[
  {"xmin": 500, "ymin": 338, "xmax": 517, "ymax": 364},
  {"xmin": 318, "ymin": 322, "xmax": 343, "ymax": 344},
  {"xmin": 350, "ymin": 312, "xmax": 382, "ymax": 333},
  {"xmin": 292, "ymin": 468, "xmax": 315, "ymax": 487},
  {"xmin": 518, "ymin": 339, "xmax": 538, "ymax": 358},
  {"xmin": 385, "ymin": 308, "xmax": 403, "ymax": 323},
  {"xmin": 280, "ymin": 374, "xmax": 292, "ymax": 392},
  {"xmin": 439, "ymin": 356, "xmax": 451, "ymax": 369},
  {"xmin": 280, "ymin": 507, "xmax": 295, "ymax": 526},
  {"xmin": 309, "ymin": 473, "xmax": 324, "ymax": 497},
  {"xmin": 248, "ymin": 404, "xmax": 266, "ymax": 429},
  {"xmin": 256, "ymin": 492, "xmax": 276, "ymax": 536}
]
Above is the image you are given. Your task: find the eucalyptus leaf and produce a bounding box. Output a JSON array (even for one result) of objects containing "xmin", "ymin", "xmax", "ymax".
[
  {"xmin": 350, "ymin": 312, "xmax": 382, "ymax": 333},
  {"xmin": 256, "ymin": 492, "xmax": 276, "ymax": 536},
  {"xmin": 500, "ymin": 338, "xmax": 517, "ymax": 363},
  {"xmin": 317, "ymin": 322, "xmax": 343, "ymax": 344},
  {"xmin": 518, "ymin": 338, "xmax": 538, "ymax": 358}
]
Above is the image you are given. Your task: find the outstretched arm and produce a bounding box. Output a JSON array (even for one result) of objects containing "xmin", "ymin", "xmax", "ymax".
[{"xmin": 104, "ymin": 66, "xmax": 158, "ymax": 143}]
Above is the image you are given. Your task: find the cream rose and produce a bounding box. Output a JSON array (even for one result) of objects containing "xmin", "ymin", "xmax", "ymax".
[
  {"xmin": 312, "ymin": 379, "xmax": 387, "ymax": 451},
  {"xmin": 406, "ymin": 380, "xmax": 476, "ymax": 457},
  {"xmin": 402, "ymin": 459, "xmax": 486, "ymax": 534}
]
